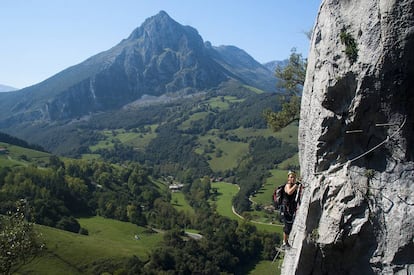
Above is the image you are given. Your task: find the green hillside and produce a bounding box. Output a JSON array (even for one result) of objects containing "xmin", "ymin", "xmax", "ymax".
[
  {"xmin": 211, "ymin": 181, "xmax": 241, "ymax": 220},
  {"xmin": 15, "ymin": 217, "xmax": 163, "ymax": 274},
  {"xmin": 0, "ymin": 142, "xmax": 50, "ymax": 168},
  {"xmin": 171, "ymin": 191, "xmax": 195, "ymax": 215}
]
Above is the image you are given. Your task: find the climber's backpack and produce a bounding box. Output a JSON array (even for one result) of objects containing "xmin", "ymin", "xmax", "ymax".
[{"xmin": 272, "ymin": 184, "xmax": 285, "ymax": 209}]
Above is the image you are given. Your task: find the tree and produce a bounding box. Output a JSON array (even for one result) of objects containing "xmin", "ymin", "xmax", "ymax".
[
  {"xmin": 0, "ymin": 201, "xmax": 43, "ymax": 274},
  {"xmin": 265, "ymin": 48, "xmax": 307, "ymax": 132},
  {"xmin": 48, "ymin": 155, "xmax": 64, "ymax": 169},
  {"xmin": 264, "ymin": 95, "xmax": 301, "ymax": 131},
  {"xmin": 56, "ymin": 216, "xmax": 81, "ymax": 233},
  {"xmin": 275, "ymin": 48, "xmax": 307, "ymax": 96}
]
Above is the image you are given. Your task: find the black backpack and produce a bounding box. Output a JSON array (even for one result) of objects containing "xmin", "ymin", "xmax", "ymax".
[{"xmin": 272, "ymin": 184, "xmax": 285, "ymax": 209}]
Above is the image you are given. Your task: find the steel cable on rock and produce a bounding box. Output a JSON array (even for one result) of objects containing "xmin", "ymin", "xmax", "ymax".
[{"xmin": 313, "ymin": 117, "xmax": 407, "ymax": 176}]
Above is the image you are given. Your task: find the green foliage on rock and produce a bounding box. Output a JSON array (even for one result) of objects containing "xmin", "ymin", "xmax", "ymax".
[{"xmin": 340, "ymin": 27, "xmax": 358, "ymax": 64}]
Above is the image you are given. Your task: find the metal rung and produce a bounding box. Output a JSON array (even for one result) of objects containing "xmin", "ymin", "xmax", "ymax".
[
  {"xmin": 272, "ymin": 245, "xmax": 287, "ymax": 269},
  {"xmin": 346, "ymin": 129, "xmax": 363, "ymax": 133},
  {"xmin": 375, "ymin": 122, "xmax": 399, "ymax": 127}
]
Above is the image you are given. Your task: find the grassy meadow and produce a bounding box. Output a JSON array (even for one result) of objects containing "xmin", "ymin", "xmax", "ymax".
[
  {"xmin": 242, "ymin": 85, "xmax": 265, "ymax": 95},
  {"xmin": 0, "ymin": 142, "xmax": 51, "ymax": 168},
  {"xmin": 201, "ymin": 122, "xmax": 298, "ymax": 173},
  {"xmin": 179, "ymin": 111, "xmax": 209, "ymax": 130},
  {"xmin": 211, "ymin": 182, "xmax": 283, "ymax": 235},
  {"xmin": 171, "ymin": 191, "xmax": 195, "ymax": 215},
  {"xmin": 248, "ymin": 260, "xmax": 282, "ymax": 275},
  {"xmin": 16, "ymin": 216, "xmax": 163, "ymax": 274},
  {"xmin": 88, "ymin": 124, "xmax": 158, "ymax": 154},
  {"xmin": 211, "ymin": 182, "xmax": 241, "ymax": 220},
  {"xmin": 207, "ymin": 95, "xmax": 245, "ymax": 109},
  {"xmin": 272, "ymin": 122, "xmax": 299, "ymax": 146},
  {"xmin": 197, "ymin": 133, "xmax": 249, "ymax": 172}
]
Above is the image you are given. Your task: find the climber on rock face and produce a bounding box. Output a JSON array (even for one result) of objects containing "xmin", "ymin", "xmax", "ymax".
[{"xmin": 282, "ymin": 170, "xmax": 300, "ymax": 249}]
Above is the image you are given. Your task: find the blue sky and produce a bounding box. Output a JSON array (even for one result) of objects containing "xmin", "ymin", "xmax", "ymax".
[{"xmin": 1, "ymin": 0, "xmax": 321, "ymax": 89}]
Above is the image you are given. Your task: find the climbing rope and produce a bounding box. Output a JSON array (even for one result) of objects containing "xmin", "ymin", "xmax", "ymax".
[{"xmin": 314, "ymin": 117, "xmax": 407, "ymax": 176}]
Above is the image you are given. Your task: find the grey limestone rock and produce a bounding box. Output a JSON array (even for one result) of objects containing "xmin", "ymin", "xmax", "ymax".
[{"xmin": 282, "ymin": 0, "xmax": 414, "ymax": 274}]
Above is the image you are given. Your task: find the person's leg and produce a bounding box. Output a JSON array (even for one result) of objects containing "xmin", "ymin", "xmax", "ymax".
[
  {"xmin": 282, "ymin": 213, "xmax": 293, "ymax": 248},
  {"xmin": 283, "ymin": 232, "xmax": 289, "ymax": 245}
]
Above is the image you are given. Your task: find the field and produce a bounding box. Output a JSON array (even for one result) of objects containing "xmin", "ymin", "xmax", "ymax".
[
  {"xmin": 171, "ymin": 191, "xmax": 195, "ymax": 215},
  {"xmin": 211, "ymin": 182, "xmax": 241, "ymax": 220},
  {"xmin": 249, "ymin": 260, "xmax": 282, "ymax": 275},
  {"xmin": 0, "ymin": 142, "xmax": 51, "ymax": 168},
  {"xmin": 211, "ymin": 182, "xmax": 283, "ymax": 235},
  {"xmin": 197, "ymin": 133, "xmax": 249, "ymax": 172},
  {"xmin": 272, "ymin": 122, "xmax": 299, "ymax": 146},
  {"xmin": 88, "ymin": 124, "xmax": 158, "ymax": 153},
  {"xmin": 207, "ymin": 95, "xmax": 245, "ymax": 109},
  {"xmin": 200, "ymin": 122, "xmax": 298, "ymax": 173},
  {"xmin": 15, "ymin": 216, "xmax": 163, "ymax": 274},
  {"xmin": 179, "ymin": 111, "xmax": 209, "ymax": 130}
]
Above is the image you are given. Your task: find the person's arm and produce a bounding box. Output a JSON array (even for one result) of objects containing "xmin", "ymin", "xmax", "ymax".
[{"xmin": 284, "ymin": 183, "xmax": 298, "ymax": 195}]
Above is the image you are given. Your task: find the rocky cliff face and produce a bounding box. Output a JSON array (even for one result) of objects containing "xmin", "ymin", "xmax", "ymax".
[{"xmin": 283, "ymin": 0, "xmax": 414, "ymax": 274}]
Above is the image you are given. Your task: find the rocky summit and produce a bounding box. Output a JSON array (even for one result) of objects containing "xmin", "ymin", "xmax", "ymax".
[{"xmin": 283, "ymin": 0, "xmax": 414, "ymax": 274}]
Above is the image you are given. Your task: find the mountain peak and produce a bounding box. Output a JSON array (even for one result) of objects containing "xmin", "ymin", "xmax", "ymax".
[
  {"xmin": 128, "ymin": 10, "xmax": 187, "ymax": 41},
  {"xmin": 145, "ymin": 10, "xmax": 175, "ymax": 26},
  {"xmin": 155, "ymin": 10, "xmax": 171, "ymax": 19},
  {"xmin": 124, "ymin": 10, "xmax": 206, "ymax": 67}
]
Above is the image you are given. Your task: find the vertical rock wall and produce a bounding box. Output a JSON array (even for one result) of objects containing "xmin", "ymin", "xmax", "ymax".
[{"xmin": 283, "ymin": 0, "xmax": 414, "ymax": 274}]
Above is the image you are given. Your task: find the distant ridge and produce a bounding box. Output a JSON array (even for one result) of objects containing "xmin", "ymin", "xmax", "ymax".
[
  {"xmin": 263, "ymin": 60, "xmax": 288, "ymax": 73},
  {"xmin": 0, "ymin": 84, "xmax": 18, "ymax": 92}
]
